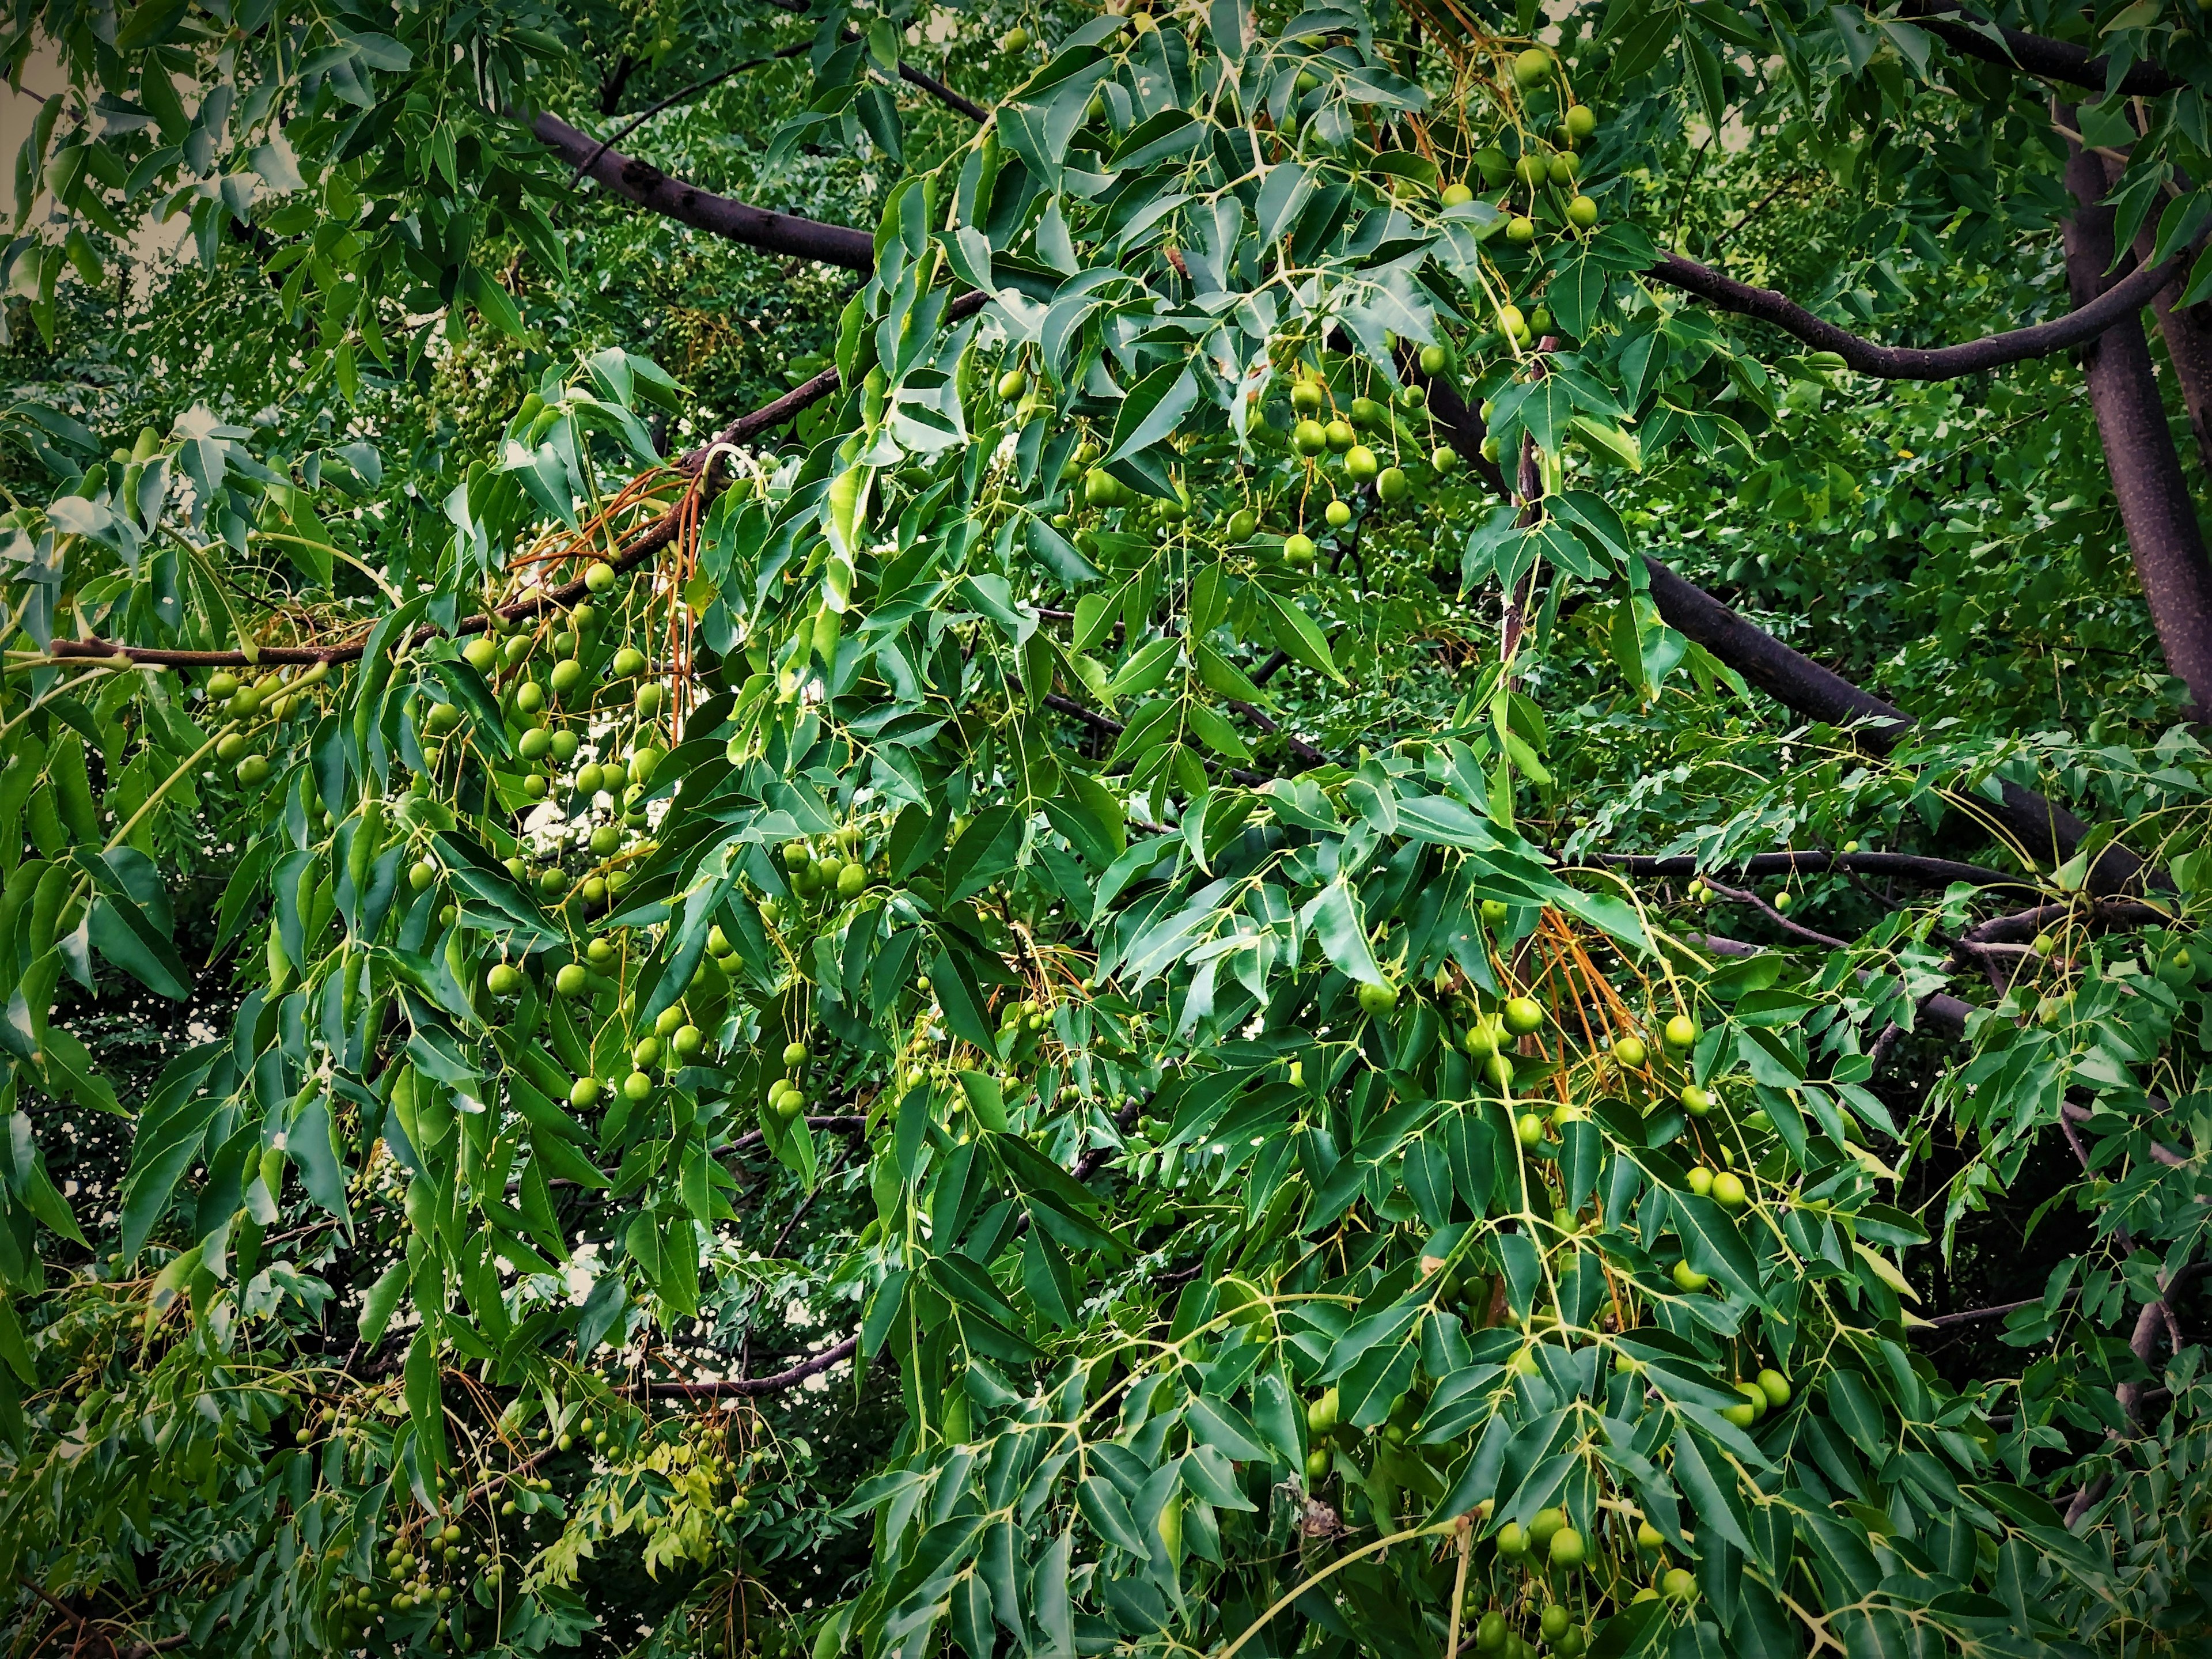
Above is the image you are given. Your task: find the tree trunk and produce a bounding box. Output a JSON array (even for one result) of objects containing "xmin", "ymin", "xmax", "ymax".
[
  {"xmin": 2103, "ymin": 157, "xmax": 2212, "ymax": 476},
  {"xmin": 2061, "ymin": 119, "xmax": 2212, "ymax": 724}
]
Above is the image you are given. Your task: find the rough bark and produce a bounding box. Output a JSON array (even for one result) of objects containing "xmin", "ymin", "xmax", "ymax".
[{"xmin": 2060, "ymin": 117, "xmax": 2212, "ymax": 724}]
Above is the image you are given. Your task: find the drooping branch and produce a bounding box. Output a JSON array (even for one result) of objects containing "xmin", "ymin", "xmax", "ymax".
[
  {"xmin": 1894, "ymin": 1, "xmax": 2182, "ymax": 96},
  {"xmin": 566, "ymin": 44, "xmax": 815, "ymax": 185},
  {"xmin": 534, "ymin": 111, "xmax": 876, "ymax": 271},
  {"xmin": 1646, "ymin": 242, "xmax": 2199, "ymax": 380},
  {"xmin": 1605, "ymin": 850, "xmax": 2039, "ymax": 891}
]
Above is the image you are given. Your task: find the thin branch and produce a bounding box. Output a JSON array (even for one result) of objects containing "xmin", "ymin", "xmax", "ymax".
[
  {"xmin": 567, "ymin": 44, "xmax": 815, "ymax": 188},
  {"xmin": 1605, "ymin": 849, "xmax": 2036, "ymax": 891},
  {"xmin": 618, "ymin": 1334, "xmax": 859, "ymax": 1400},
  {"xmin": 1647, "ymin": 236, "xmax": 2203, "ymax": 381}
]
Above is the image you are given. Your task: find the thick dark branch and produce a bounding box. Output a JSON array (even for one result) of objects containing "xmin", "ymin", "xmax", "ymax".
[
  {"xmin": 1896, "ymin": 1, "xmax": 2181, "ymax": 96},
  {"xmin": 1647, "ymin": 242, "xmax": 2197, "ymax": 380},
  {"xmin": 1605, "ymin": 850, "xmax": 2035, "ymax": 892},
  {"xmin": 534, "ymin": 110, "xmax": 876, "ymax": 271}
]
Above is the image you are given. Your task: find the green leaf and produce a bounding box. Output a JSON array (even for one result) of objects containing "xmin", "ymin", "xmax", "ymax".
[
  {"xmin": 1300, "ymin": 880, "xmax": 1381, "ymax": 985},
  {"xmin": 1262, "ymin": 589, "xmax": 1345, "ymax": 684},
  {"xmin": 1105, "ymin": 362, "xmax": 1201, "ymax": 465}
]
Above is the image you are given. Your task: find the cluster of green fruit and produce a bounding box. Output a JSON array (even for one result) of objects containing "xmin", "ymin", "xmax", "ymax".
[
  {"xmin": 764, "ymin": 1037, "xmax": 813, "ymax": 1123},
  {"xmin": 1462, "ymin": 1599, "xmax": 1590, "ymax": 1659},
  {"xmin": 1463, "ymin": 48, "xmax": 1602, "ymax": 253},
  {"xmin": 776, "ymin": 832, "xmax": 870, "ymax": 904},
  {"xmin": 331, "ymin": 1519, "xmax": 481, "ymax": 1635},
  {"xmin": 207, "ymin": 661, "xmax": 329, "ymax": 784}
]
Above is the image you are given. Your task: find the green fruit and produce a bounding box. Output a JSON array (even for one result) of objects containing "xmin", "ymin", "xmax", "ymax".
[
  {"xmin": 775, "ymin": 1088, "xmax": 804, "ymax": 1121},
  {"xmin": 1418, "ymin": 343, "xmax": 1450, "ymax": 376},
  {"xmin": 1357, "ymin": 979, "xmax": 1399, "ymax": 1015},
  {"xmin": 425, "ymin": 702, "xmax": 462, "ymax": 734},
  {"xmin": 1529, "ymin": 306, "xmax": 1554, "ymax": 335},
  {"xmin": 1495, "ymin": 1521, "xmax": 1528, "ymax": 1558},
  {"xmin": 1613, "ymin": 1035, "xmax": 1647, "ymax": 1067},
  {"xmin": 550, "ymin": 658, "xmax": 585, "ymax": 696},
  {"xmin": 463, "ymin": 638, "xmax": 498, "ymax": 672},
  {"xmin": 1480, "ymin": 898, "xmax": 1509, "ymax": 926},
  {"xmin": 1635, "ymin": 1519, "xmax": 1664, "ymax": 1551},
  {"xmin": 1756, "ymin": 1368, "xmax": 1792, "ymax": 1409},
  {"xmin": 1548, "ymin": 151, "xmax": 1580, "ymax": 185},
  {"xmin": 570, "ymin": 1077, "xmax": 601, "ymax": 1108},
  {"xmin": 636, "ymin": 682, "xmax": 664, "ymax": 717},
  {"xmin": 1566, "ymin": 194, "xmax": 1599, "ymax": 229},
  {"xmin": 518, "ymin": 727, "xmax": 551, "ymax": 760},
  {"xmin": 782, "ymin": 840, "xmax": 812, "ymax": 869},
  {"xmin": 1283, "ymin": 532, "xmax": 1317, "ymax": 565},
  {"xmin": 590, "ymin": 825, "xmax": 620, "ymax": 856},
  {"xmin": 1514, "ymin": 151, "xmax": 1547, "ymax": 190},
  {"xmin": 623, "ymin": 1070, "xmax": 653, "ymax": 1103},
  {"xmin": 585, "ymin": 560, "xmax": 616, "ymax": 593},
  {"xmin": 555, "ymin": 963, "xmax": 587, "ymax": 996},
  {"xmin": 1550, "ymin": 1527, "xmax": 1584, "ymax": 1568},
  {"xmin": 1502, "ymin": 996, "xmax": 1545, "ymax": 1035},
  {"xmin": 486, "ymin": 964, "xmax": 523, "ymax": 996},
  {"xmin": 1305, "ymin": 1446, "xmax": 1331, "ymax": 1480},
  {"xmin": 1324, "ymin": 419, "xmax": 1356, "ymax": 453},
  {"xmin": 586, "ymin": 937, "xmax": 615, "ymax": 965},
  {"xmin": 1325, "ymin": 498, "xmax": 1353, "ymax": 529},
  {"xmin": 1506, "ymin": 215, "xmax": 1536, "ymax": 245},
  {"xmin": 207, "ymin": 670, "xmax": 240, "ymax": 699},
  {"xmin": 1440, "ymin": 180, "xmax": 1474, "ymax": 207},
  {"xmin": 1228, "ymin": 507, "xmax": 1259, "ymax": 540},
  {"xmin": 1292, "ymin": 418, "xmax": 1328, "ymax": 455},
  {"xmin": 838, "ymin": 862, "xmax": 866, "ymax": 898},
  {"xmin": 1687, "ymin": 1166, "xmax": 1713, "ymax": 1197},
  {"xmin": 611, "ymin": 646, "xmax": 646, "ymax": 677},
  {"xmin": 1463, "ymin": 1020, "xmax": 1499, "ymax": 1058},
  {"xmin": 1529, "ymin": 1508, "xmax": 1565, "ymax": 1549},
  {"xmin": 1290, "ymin": 380, "xmax": 1325, "ymax": 416},
  {"xmin": 1680, "ymin": 1083, "xmax": 1714, "ymax": 1116},
  {"xmin": 673, "ymin": 1024, "xmax": 703, "ymax": 1058},
  {"xmin": 1663, "ymin": 1014, "xmax": 1699, "ymax": 1051},
  {"xmin": 1672, "ymin": 1260, "xmax": 1709, "ymax": 1293},
  {"xmin": 1540, "ymin": 1606, "xmax": 1570, "ymax": 1643},
  {"xmin": 997, "ymin": 367, "xmax": 1029, "ymax": 400},
  {"xmin": 1516, "ymin": 1111, "xmax": 1544, "ymax": 1146},
  {"xmin": 1002, "ymin": 25, "xmax": 1028, "ymax": 51},
  {"xmin": 1308, "ymin": 1385, "xmax": 1340, "ymax": 1435},
  {"xmin": 1712, "ymin": 1171, "xmax": 1747, "ymax": 1209},
  {"xmin": 1349, "ymin": 396, "xmax": 1387, "ymax": 428},
  {"xmin": 1476, "ymin": 1612, "xmax": 1508, "ymax": 1652},
  {"xmin": 1662, "ymin": 1567, "xmax": 1698, "ymax": 1602},
  {"xmin": 1565, "ymin": 104, "xmax": 1597, "ymax": 141},
  {"xmin": 1376, "ymin": 465, "xmax": 1408, "ymax": 504},
  {"xmin": 407, "ymin": 858, "xmax": 436, "ymax": 892},
  {"xmin": 1513, "ymin": 46, "xmax": 1552, "ymax": 86},
  {"xmin": 537, "ymin": 867, "xmax": 568, "ymax": 897},
  {"xmin": 236, "ymin": 755, "xmax": 270, "ymax": 786},
  {"xmin": 783, "ymin": 1040, "xmax": 810, "ymax": 1068}
]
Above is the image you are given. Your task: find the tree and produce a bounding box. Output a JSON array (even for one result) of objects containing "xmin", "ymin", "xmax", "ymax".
[{"xmin": 0, "ymin": 0, "xmax": 2207, "ymax": 1655}]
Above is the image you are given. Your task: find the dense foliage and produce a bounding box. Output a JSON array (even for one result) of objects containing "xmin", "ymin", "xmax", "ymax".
[{"xmin": 0, "ymin": 1, "xmax": 2208, "ymax": 1657}]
